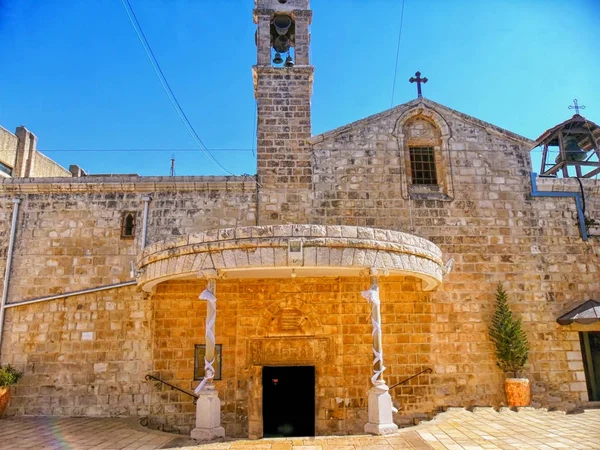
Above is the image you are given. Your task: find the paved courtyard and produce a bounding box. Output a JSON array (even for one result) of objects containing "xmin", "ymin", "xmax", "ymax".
[{"xmin": 0, "ymin": 407, "xmax": 599, "ymax": 449}]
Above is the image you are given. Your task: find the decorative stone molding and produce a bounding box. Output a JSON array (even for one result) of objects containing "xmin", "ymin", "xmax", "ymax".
[
  {"xmin": 256, "ymin": 296, "xmax": 323, "ymax": 337},
  {"xmin": 137, "ymin": 225, "xmax": 444, "ymax": 292},
  {"xmin": 0, "ymin": 175, "xmax": 256, "ymax": 194},
  {"xmin": 248, "ymin": 337, "xmax": 331, "ymax": 365}
]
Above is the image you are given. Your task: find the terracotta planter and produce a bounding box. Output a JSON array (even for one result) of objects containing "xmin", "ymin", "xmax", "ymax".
[
  {"xmin": 0, "ymin": 387, "xmax": 10, "ymax": 416},
  {"xmin": 505, "ymin": 378, "xmax": 530, "ymax": 407}
]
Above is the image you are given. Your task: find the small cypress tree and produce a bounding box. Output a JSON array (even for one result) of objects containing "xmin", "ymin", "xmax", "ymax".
[{"xmin": 489, "ymin": 284, "xmax": 529, "ymax": 377}]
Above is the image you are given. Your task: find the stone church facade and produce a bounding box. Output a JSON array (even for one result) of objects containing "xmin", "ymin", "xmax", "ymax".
[{"xmin": 0, "ymin": 0, "xmax": 599, "ymax": 438}]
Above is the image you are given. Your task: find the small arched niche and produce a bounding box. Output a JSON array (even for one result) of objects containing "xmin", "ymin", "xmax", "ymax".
[{"xmin": 121, "ymin": 212, "xmax": 136, "ymax": 239}]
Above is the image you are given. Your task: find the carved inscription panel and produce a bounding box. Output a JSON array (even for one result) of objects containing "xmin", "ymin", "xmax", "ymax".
[
  {"xmin": 248, "ymin": 337, "xmax": 331, "ymax": 365},
  {"xmin": 265, "ymin": 305, "xmax": 314, "ymax": 337},
  {"xmin": 280, "ymin": 307, "xmax": 304, "ymax": 330}
]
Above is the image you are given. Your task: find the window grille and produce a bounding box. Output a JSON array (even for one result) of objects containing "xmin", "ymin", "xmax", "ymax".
[{"xmin": 409, "ymin": 147, "xmax": 437, "ymax": 185}]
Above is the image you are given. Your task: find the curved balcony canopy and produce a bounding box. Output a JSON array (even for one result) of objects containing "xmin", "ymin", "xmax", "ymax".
[{"xmin": 137, "ymin": 225, "xmax": 445, "ymax": 292}]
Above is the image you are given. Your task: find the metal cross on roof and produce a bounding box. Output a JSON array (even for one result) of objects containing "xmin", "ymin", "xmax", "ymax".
[
  {"xmin": 568, "ymin": 99, "xmax": 586, "ymax": 115},
  {"xmin": 409, "ymin": 71, "xmax": 428, "ymax": 98}
]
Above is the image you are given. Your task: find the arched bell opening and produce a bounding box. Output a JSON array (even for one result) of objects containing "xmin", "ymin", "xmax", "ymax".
[
  {"xmin": 535, "ymin": 105, "xmax": 600, "ymax": 178},
  {"xmin": 270, "ymin": 13, "xmax": 296, "ymax": 67}
]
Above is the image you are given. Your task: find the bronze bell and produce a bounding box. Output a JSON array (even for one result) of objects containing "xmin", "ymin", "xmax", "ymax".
[
  {"xmin": 556, "ymin": 136, "xmax": 588, "ymax": 163},
  {"xmin": 272, "ymin": 52, "xmax": 283, "ymax": 65},
  {"xmin": 273, "ymin": 15, "xmax": 292, "ymax": 36},
  {"xmin": 273, "ymin": 35, "xmax": 291, "ymax": 53},
  {"xmin": 284, "ymin": 55, "xmax": 294, "ymax": 68},
  {"xmin": 564, "ymin": 137, "xmax": 587, "ymax": 161}
]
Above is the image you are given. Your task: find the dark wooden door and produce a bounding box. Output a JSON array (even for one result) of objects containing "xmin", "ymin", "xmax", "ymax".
[
  {"xmin": 580, "ymin": 332, "xmax": 600, "ymax": 401},
  {"xmin": 262, "ymin": 365, "xmax": 315, "ymax": 437}
]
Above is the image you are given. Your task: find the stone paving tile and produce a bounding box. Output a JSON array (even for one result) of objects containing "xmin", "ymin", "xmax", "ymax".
[
  {"xmin": 0, "ymin": 417, "xmax": 174, "ymax": 450},
  {"xmin": 413, "ymin": 407, "xmax": 600, "ymax": 450},
  {"xmin": 2, "ymin": 408, "xmax": 600, "ymax": 449}
]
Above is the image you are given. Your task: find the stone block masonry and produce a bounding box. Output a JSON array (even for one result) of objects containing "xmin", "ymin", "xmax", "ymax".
[
  {"xmin": 0, "ymin": 95, "xmax": 598, "ymax": 436},
  {"xmin": 255, "ymin": 66, "xmax": 314, "ymax": 224},
  {"xmin": 148, "ymin": 277, "xmax": 436, "ymax": 436},
  {"xmin": 1, "ymin": 0, "xmax": 600, "ymax": 432},
  {"xmin": 0, "ymin": 126, "xmax": 71, "ymax": 178},
  {"xmin": 4, "ymin": 285, "xmax": 151, "ymax": 417}
]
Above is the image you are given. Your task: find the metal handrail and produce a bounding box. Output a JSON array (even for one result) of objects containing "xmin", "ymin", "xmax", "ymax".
[
  {"xmin": 145, "ymin": 374, "xmax": 199, "ymax": 403},
  {"xmin": 389, "ymin": 368, "xmax": 432, "ymax": 390}
]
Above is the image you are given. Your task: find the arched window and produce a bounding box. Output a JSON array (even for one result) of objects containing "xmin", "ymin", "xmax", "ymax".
[
  {"xmin": 121, "ymin": 212, "xmax": 136, "ymax": 239},
  {"xmin": 394, "ymin": 106, "xmax": 454, "ymax": 201},
  {"xmin": 405, "ymin": 117, "xmax": 441, "ymax": 186}
]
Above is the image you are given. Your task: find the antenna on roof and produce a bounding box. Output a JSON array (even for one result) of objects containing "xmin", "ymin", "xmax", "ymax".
[{"xmin": 170, "ymin": 154, "xmax": 176, "ymax": 177}]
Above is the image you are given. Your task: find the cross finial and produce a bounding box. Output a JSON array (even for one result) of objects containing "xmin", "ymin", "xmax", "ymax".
[
  {"xmin": 568, "ymin": 99, "xmax": 586, "ymax": 115},
  {"xmin": 409, "ymin": 71, "xmax": 428, "ymax": 98}
]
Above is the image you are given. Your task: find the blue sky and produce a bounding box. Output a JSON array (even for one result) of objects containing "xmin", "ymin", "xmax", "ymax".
[{"xmin": 1, "ymin": 0, "xmax": 598, "ymax": 176}]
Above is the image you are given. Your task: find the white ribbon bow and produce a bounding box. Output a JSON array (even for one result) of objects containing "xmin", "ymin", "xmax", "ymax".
[{"xmin": 195, "ymin": 288, "xmax": 217, "ymax": 394}]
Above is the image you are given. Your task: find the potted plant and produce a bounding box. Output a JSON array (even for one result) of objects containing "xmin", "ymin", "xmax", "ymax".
[
  {"xmin": 0, "ymin": 364, "xmax": 23, "ymax": 416},
  {"xmin": 489, "ymin": 284, "xmax": 531, "ymax": 407}
]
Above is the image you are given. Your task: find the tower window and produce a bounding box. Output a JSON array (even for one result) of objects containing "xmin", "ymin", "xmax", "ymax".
[
  {"xmin": 409, "ymin": 147, "xmax": 437, "ymax": 185},
  {"xmin": 271, "ymin": 14, "xmax": 295, "ymax": 67},
  {"xmin": 0, "ymin": 160, "xmax": 12, "ymax": 176},
  {"xmin": 121, "ymin": 212, "xmax": 136, "ymax": 239}
]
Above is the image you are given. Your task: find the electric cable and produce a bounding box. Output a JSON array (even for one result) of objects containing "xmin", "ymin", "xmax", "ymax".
[
  {"xmin": 40, "ymin": 147, "xmax": 545, "ymax": 153},
  {"xmin": 120, "ymin": 0, "xmax": 252, "ymax": 182},
  {"xmin": 390, "ymin": 0, "xmax": 406, "ymax": 108}
]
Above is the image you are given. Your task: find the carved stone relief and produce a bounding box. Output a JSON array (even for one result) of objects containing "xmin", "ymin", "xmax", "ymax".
[
  {"xmin": 248, "ymin": 337, "xmax": 331, "ymax": 365},
  {"xmin": 406, "ymin": 118, "xmax": 441, "ymax": 141},
  {"xmin": 259, "ymin": 296, "xmax": 319, "ymax": 337}
]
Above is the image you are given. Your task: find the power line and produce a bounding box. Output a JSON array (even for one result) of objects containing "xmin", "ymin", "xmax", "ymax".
[
  {"xmin": 40, "ymin": 147, "xmax": 546, "ymax": 153},
  {"xmin": 390, "ymin": 0, "xmax": 406, "ymax": 108},
  {"xmin": 41, "ymin": 148, "xmax": 254, "ymax": 153},
  {"xmin": 119, "ymin": 0, "xmax": 238, "ymax": 178}
]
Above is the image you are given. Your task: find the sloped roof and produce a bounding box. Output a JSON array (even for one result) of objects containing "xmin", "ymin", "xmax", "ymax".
[
  {"xmin": 557, "ymin": 300, "xmax": 600, "ymax": 325},
  {"xmin": 309, "ymin": 97, "xmax": 535, "ymax": 146},
  {"xmin": 532, "ymin": 114, "xmax": 600, "ymax": 152}
]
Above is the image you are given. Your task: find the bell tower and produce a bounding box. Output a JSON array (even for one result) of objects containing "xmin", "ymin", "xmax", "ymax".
[{"xmin": 253, "ymin": 0, "xmax": 313, "ymax": 224}]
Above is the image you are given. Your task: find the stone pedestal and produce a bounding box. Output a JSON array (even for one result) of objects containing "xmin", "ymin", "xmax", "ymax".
[
  {"xmin": 363, "ymin": 383, "xmax": 398, "ymax": 435},
  {"xmin": 190, "ymin": 386, "xmax": 225, "ymax": 441}
]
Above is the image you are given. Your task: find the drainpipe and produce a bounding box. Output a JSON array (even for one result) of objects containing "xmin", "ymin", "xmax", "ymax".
[
  {"xmin": 5, "ymin": 280, "xmax": 137, "ymax": 310},
  {"xmin": 529, "ymin": 172, "xmax": 588, "ymax": 241},
  {"xmin": 141, "ymin": 195, "xmax": 152, "ymax": 251},
  {"xmin": 0, "ymin": 198, "xmax": 21, "ymax": 355}
]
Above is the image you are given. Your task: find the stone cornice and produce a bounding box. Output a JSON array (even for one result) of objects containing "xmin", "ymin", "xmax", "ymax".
[
  {"xmin": 0, "ymin": 175, "xmax": 257, "ymax": 194},
  {"xmin": 137, "ymin": 224, "xmax": 445, "ymax": 292}
]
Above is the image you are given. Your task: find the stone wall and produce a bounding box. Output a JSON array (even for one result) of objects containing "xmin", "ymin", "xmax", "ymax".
[
  {"xmin": 31, "ymin": 152, "xmax": 71, "ymax": 178},
  {"xmin": 0, "ymin": 97, "xmax": 599, "ymax": 435},
  {"xmin": 0, "ymin": 177, "xmax": 257, "ymax": 304},
  {"xmin": 0, "ymin": 126, "xmax": 70, "ymax": 178},
  {"xmin": 0, "ymin": 126, "xmax": 18, "ymax": 172},
  {"xmin": 309, "ymin": 99, "xmax": 600, "ymax": 409},
  {"xmin": 145, "ymin": 189, "xmax": 257, "ymax": 244},
  {"xmin": 6, "ymin": 191, "xmax": 140, "ymax": 302},
  {"xmin": 0, "ymin": 177, "xmax": 259, "ymax": 425},
  {"xmin": 4, "ymin": 285, "xmax": 151, "ymax": 417},
  {"xmin": 147, "ymin": 276, "xmax": 433, "ymax": 436},
  {"xmin": 254, "ymin": 67, "xmax": 314, "ymax": 224}
]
